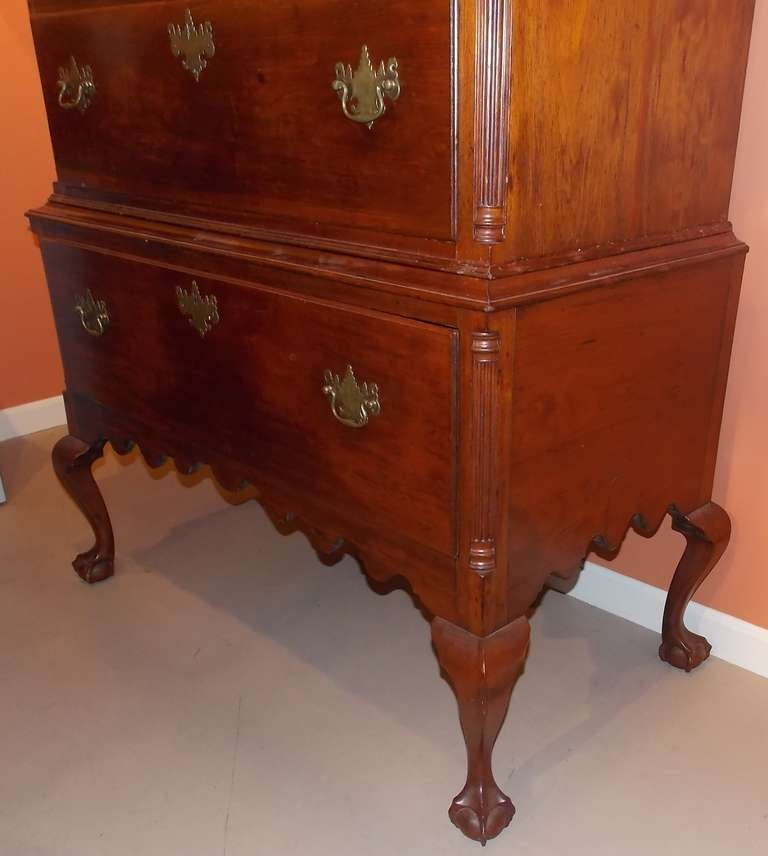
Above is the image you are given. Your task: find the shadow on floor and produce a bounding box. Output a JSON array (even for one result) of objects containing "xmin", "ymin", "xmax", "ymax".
[{"xmin": 98, "ymin": 444, "xmax": 673, "ymax": 781}]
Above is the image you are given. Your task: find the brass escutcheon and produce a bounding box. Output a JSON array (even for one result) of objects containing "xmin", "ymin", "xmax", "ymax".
[
  {"xmin": 168, "ymin": 9, "xmax": 215, "ymax": 81},
  {"xmin": 332, "ymin": 45, "xmax": 400, "ymax": 129},
  {"xmin": 176, "ymin": 281, "xmax": 219, "ymax": 338},
  {"xmin": 322, "ymin": 365, "xmax": 381, "ymax": 428},
  {"xmin": 74, "ymin": 290, "xmax": 109, "ymax": 337},
  {"xmin": 57, "ymin": 56, "xmax": 95, "ymax": 112}
]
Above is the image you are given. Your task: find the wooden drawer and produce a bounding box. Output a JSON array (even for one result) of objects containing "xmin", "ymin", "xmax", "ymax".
[
  {"xmin": 29, "ymin": 0, "xmax": 454, "ymax": 243},
  {"xmin": 42, "ymin": 242, "xmax": 458, "ymax": 556}
]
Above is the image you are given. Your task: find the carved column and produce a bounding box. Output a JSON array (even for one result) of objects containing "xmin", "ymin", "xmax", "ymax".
[
  {"xmin": 469, "ymin": 331, "xmax": 502, "ymax": 576},
  {"xmin": 473, "ymin": 0, "xmax": 513, "ymax": 243}
]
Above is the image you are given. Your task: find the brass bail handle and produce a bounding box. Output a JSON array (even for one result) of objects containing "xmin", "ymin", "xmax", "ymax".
[
  {"xmin": 74, "ymin": 290, "xmax": 109, "ymax": 337},
  {"xmin": 332, "ymin": 45, "xmax": 400, "ymax": 129},
  {"xmin": 168, "ymin": 8, "xmax": 216, "ymax": 81},
  {"xmin": 176, "ymin": 281, "xmax": 220, "ymax": 338},
  {"xmin": 322, "ymin": 365, "xmax": 382, "ymax": 428},
  {"xmin": 57, "ymin": 56, "xmax": 95, "ymax": 112}
]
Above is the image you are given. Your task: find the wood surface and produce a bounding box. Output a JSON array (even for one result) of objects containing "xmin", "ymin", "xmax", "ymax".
[
  {"xmin": 28, "ymin": 0, "xmax": 755, "ymax": 272},
  {"xmin": 62, "ymin": 390, "xmax": 461, "ymax": 623},
  {"xmin": 502, "ymin": 255, "xmax": 745, "ymax": 620},
  {"xmin": 42, "ymin": 241, "xmax": 458, "ymax": 557},
  {"xmin": 472, "ymin": 0, "xmax": 513, "ymax": 243},
  {"xmin": 29, "ymin": 0, "xmax": 455, "ymax": 245},
  {"xmin": 502, "ymin": 0, "xmax": 755, "ymax": 268}
]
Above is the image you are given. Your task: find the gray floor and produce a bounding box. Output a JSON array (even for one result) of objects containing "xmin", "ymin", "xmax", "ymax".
[{"xmin": 2, "ymin": 427, "xmax": 767, "ymax": 856}]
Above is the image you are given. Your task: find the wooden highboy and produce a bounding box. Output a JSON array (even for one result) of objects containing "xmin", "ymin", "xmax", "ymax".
[{"xmin": 26, "ymin": 0, "xmax": 755, "ymax": 843}]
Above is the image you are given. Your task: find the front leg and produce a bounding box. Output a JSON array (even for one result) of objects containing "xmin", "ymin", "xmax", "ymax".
[
  {"xmin": 431, "ymin": 615, "xmax": 530, "ymax": 845},
  {"xmin": 52, "ymin": 435, "xmax": 115, "ymax": 584},
  {"xmin": 660, "ymin": 502, "xmax": 731, "ymax": 671}
]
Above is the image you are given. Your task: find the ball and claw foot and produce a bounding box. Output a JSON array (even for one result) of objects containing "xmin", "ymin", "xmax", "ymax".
[
  {"xmin": 449, "ymin": 785, "xmax": 515, "ymax": 845},
  {"xmin": 660, "ymin": 502, "xmax": 730, "ymax": 673},
  {"xmin": 659, "ymin": 628, "xmax": 712, "ymax": 672},
  {"xmin": 72, "ymin": 547, "xmax": 115, "ymax": 584}
]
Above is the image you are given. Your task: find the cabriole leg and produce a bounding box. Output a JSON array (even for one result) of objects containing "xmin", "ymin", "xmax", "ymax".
[
  {"xmin": 660, "ymin": 502, "xmax": 731, "ymax": 671},
  {"xmin": 52, "ymin": 435, "xmax": 114, "ymax": 584},
  {"xmin": 431, "ymin": 615, "xmax": 530, "ymax": 845}
]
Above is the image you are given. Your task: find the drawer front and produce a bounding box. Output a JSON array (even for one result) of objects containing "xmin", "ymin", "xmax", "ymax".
[
  {"xmin": 43, "ymin": 243, "xmax": 458, "ymax": 555},
  {"xmin": 30, "ymin": 1, "xmax": 454, "ymax": 242}
]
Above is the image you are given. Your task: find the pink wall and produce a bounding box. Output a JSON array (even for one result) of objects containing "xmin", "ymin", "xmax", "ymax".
[
  {"xmin": 599, "ymin": 1, "xmax": 768, "ymax": 629},
  {"xmin": 1, "ymin": 1, "xmax": 766, "ymax": 626},
  {"xmin": 0, "ymin": 1, "xmax": 60, "ymax": 410}
]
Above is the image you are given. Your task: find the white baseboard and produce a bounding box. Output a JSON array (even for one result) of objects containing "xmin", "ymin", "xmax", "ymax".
[
  {"xmin": 0, "ymin": 395, "xmax": 66, "ymax": 442},
  {"xmin": 570, "ymin": 562, "xmax": 768, "ymax": 679}
]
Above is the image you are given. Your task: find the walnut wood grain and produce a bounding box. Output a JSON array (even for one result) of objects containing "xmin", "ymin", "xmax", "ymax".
[
  {"xmin": 503, "ymin": 255, "xmax": 743, "ymax": 620},
  {"xmin": 29, "ymin": 0, "xmax": 456, "ymax": 247},
  {"xmin": 51, "ymin": 434, "xmax": 114, "ymax": 583},
  {"xmin": 661, "ymin": 503, "xmax": 732, "ymax": 671},
  {"xmin": 431, "ymin": 615, "xmax": 530, "ymax": 844},
  {"xmin": 41, "ymin": 241, "xmax": 459, "ymax": 557},
  {"xmin": 29, "ymin": 1, "xmax": 755, "ymax": 272},
  {"xmin": 501, "ymin": 0, "xmax": 755, "ymax": 266}
]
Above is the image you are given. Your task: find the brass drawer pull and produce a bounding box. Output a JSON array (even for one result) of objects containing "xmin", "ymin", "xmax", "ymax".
[
  {"xmin": 322, "ymin": 365, "xmax": 381, "ymax": 428},
  {"xmin": 169, "ymin": 9, "xmax": 215, "ymax": 81},
  {"xmin": 332, "ymin": 45, "xmax": 400, "ymax": 129},
  {"xmin": 57, "ymin": 56, "xmax": 95, "ymax": 112},
  {"xmin": 74, "ymin": 290, "xmax": 109, "ymax": 337},
  {"xmin": 176, "ymin": 281, "xmax": 219, "ymax": 337}
]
